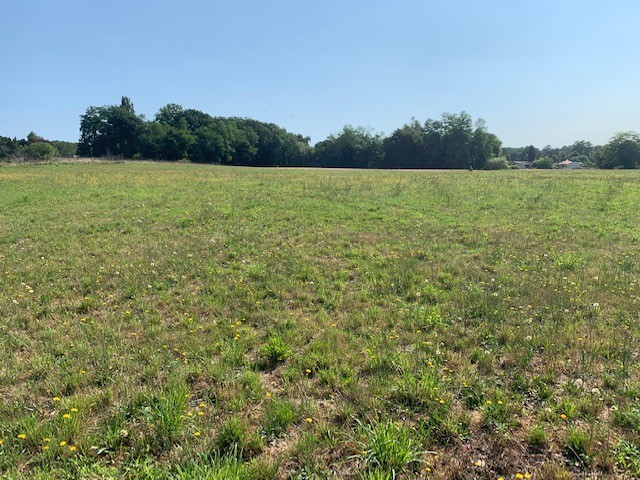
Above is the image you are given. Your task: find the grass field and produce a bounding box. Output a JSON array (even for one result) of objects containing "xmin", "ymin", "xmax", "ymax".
[{"xmin": 1, "ymin": 162, "xmax": 640, "ymax": 479}]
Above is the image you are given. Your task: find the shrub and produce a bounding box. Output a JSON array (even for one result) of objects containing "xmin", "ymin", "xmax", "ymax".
[
  {"xmin": 19, "ymin": 142, "xmax": 58, "ymax": 161},
  {"xmin": 484, "ymin": 156, "xmax": 509, "ymax": 170},
  {"xmin": 531, "ymin": 157, "xmax": 554, "ymax": 169}
]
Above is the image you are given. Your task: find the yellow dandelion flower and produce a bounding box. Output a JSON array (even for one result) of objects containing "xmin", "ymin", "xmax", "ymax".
[
  {"xmin": 198, "ymin": 402, "xmax": 206, "ymax": 408},
  {"xmin": 44, "ymin": 438, "xmax": 51, "ymax": 442},
  {"xmin": 560, "ymin": 414, "xmax": 567, "ymax": 420},
  {"xmin": 524, "ymin": 474, "xmax": 531, "ymax": 479},
  {"xmin": 59, "ymin": 441, "xmax": 67, "ymax": 446},
  {"xmin": 63, "ymin": 413, "xmax": 71, "ymax": 419},
  {"xmin": 52, "ymin": 397, "xmax": 61, "ymax": 402},
  {"xmin": 42, "ymin": 445, "xmax": 49, "ymax": 450},
  {"xmin": 17, "ymin": 434, "xmax": 26, "ymax": 439},
  {"xmin": 486, "ymin": 400, "xmax": 492, "ymax": 405},
  {"xmin": 305, "ymin": 369, "xmax": 311, "ymax": 374},
  {"xmin": 0, "ymin": 440, "xmax": 3, "ymax": 446},
  {"xmin": 194, "ymin": 431, "xmax": 201, "ymax": 437},
  {"xmin": 497, "ymin": 400, "xmax": 503, "ymax": 405},
  {"xmin": 70, "ymin": 408, "xmax": 78, "ymax": 412},
  {"xmin": 69, "ymin": 445, "xmax": 77, "ymax": 452},
  {"xmin": 305, "ymin": 417, "xmax": 313, "ymax": 423},
  {"xmin": 197, "ymin": 411, "xmax": 204, "ymax": 416},
  {"xmin": 516, "ymin": 474, "xmax": 524, "ymax": 480}
]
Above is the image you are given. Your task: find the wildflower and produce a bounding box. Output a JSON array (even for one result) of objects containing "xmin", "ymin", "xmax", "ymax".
[
  {"xmin": 486, "ymin": 400, "xmax": 492, "ymax": 405},
  {"xmin": 305, "ymin": 369, "xmax": 311, "ymax": 374},
  {"xmin": 474, "ymin": 459, "xmax": 485, "ymax": 467},
  {"xmin": 52, "ymin": 397, "xmax": 61, "ymax": 402},
  {"xmin": 17, "ymin": 434, "xmax": 26, "ymax": 439},
  {"xmin": 44, "ymin": 438, "xmax": 51, "ymax": 442},
  {"xmin": 42, "ymin": 445, "xmax": 49, "ymax": 450},
  {"xmin": 59, "ymin": 441, "xmax": 67, "ymax": 446},
  {"xmin": 497, "ymin": 400, "xmax": 503, "ymax": 405},
  {"xmin": 524, "ymin": 474, "xmax": 532, "ymax": 479},
  {"xmin": 516, "ymin": 474, "xmax": 524, "ymax": 480},
  {"xmin": 197, "ymin": 411, "xmax": 204, "ymax": 416},
  {"xmin": 69, "ymin": 445, "xmax": 77, "ymax": 452},
  {"xmin": 70, "ymin": 407, "xmax": 78, "ymax": 412},
  {"xmin": 265, "ymin": 392, "xmax": 272, "ymax": 398},
  {"xmin": 305, "ymin": 417, "xmax": 313, "ymax": 423},
  {"xmin": 198, "ymin": 402, "xmax": 206, "ymax": 408},
  {"xmin": 560, "ymin": 414, "xmax": 567, "ymax": 420},
  {"xmin": 63, "ymin": 413, "xmax": 71, "ymax": 419},
  {"xmin": 194, "ymin": 431, "xmax": 201, "ymax": 437},
  {"xmin": 0, "ymin": 440, "xmax": 3, "ymax": 446}
]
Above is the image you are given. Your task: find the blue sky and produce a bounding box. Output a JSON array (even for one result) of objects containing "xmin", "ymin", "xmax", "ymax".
[{"xmin": 1, "ymin": 0, "xmax": 639, "ymax": 147}]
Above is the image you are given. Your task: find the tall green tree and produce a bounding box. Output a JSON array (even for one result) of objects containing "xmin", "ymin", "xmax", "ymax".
[
  {"xmin": 597, "ymin": 132, "xmax": 640, "ymax": 169},
  {"xmin": 382, "ymin": 112, "xmax": 500, "ymax": 169},
  {"xmin": 78, "ymin": 101, "xmax": 145, "ymax": 157},
  {"xmin": 313, "ymin": 126, "xmax": 383, "ymax": 168},
  {"xmin": 382, "ymin": 120, "xmax": 429, "ymax": 169}
]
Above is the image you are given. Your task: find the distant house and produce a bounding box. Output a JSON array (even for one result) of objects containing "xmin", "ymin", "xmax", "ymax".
[
  {"xmin": 511, "ymin": 161, "xmax": 532, "ymax": 169},
  {"xmin": 558, "ymin": 159, "xmax": 582, "ymax": 170}
]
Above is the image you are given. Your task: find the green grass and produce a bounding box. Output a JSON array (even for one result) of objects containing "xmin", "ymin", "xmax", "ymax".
[{"xmin": 1, "ymin": 162, "xmax": 640, "ymax": 478}]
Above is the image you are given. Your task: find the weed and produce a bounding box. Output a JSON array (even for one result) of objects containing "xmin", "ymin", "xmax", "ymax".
[
  {"xmin": 215, "ymin": 417, "xmax": 263, "ymax": 459},
  {"xmin": 563, "ymin": 426, "xmax": 593, "ymax": 468},
  {"xmin": 261, "ymin": 399, "xmax": 296, "ymax": 440},
  {"xmin": 614, "ymin": 440, "xmax": 640, "ymax": 477},
  {"xmin": 142, "ymin": 384, "xmax": 188, "ymax": 450},
  {"xmin": 355, "ymin": 420, "xmax": 422, "ymax": 476},
  {"xmin": 259, "ymin": 335, "xmax": 293, "ymax": 370}
]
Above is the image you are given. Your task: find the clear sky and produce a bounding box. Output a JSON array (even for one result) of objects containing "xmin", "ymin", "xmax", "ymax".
[{"xmin": 1, "ymin": 0, "xmax": 639, "ymax": 147}]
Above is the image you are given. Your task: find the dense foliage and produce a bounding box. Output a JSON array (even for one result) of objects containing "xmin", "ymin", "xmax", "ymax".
[
  {"xmin": 504, "ymin": 140, "xmax": 600, "ymax": 167},
  {"xmin": 0, "ymin": 133, "xmax": 76, "ymax": 161},
  {"xmin": 382, "ymin": 114, "xmax": 502, "ymax": 169},
  {"xmin": 596, "ymin": 132, "xmax": 640, "ymax": 169},
  {"xmin": 78, "ymin": 98, "xmax": 504, "ymax": 169},
  {"xmin": 78, "ymin": 98, "xmax": 312, "ymax": 166},
  {"xmin": 5, "ymin": 97, "xmax": 640, "ymax": 169}
]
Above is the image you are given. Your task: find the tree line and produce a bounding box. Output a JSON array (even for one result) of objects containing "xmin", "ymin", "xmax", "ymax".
[
  {"xmin": 76, "ymin": 97, "xmax": 502, "ymax": 169},
  {"xmin": 2, "ymin": 96, "xmax": 639, "ymax": 169},
  {"xmin": 503, "ymin": 133, "xmax": 640, "ymax": 169},
  {"xmin": 0, "ymin": 132, "xmax": 76, "ymax": 161}
]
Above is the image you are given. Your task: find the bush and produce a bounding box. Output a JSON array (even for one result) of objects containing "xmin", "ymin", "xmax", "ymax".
[
  {"xmin": 484, "ymin": 156, "xmax": 509, "ymax": 170},
  {"xmin": 20, "ymin": 142, "xmax": 58, "ymax": 161},
  {"xmin": 531, "ymin": 157, "xmax": 554, "ymax": 169}
]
